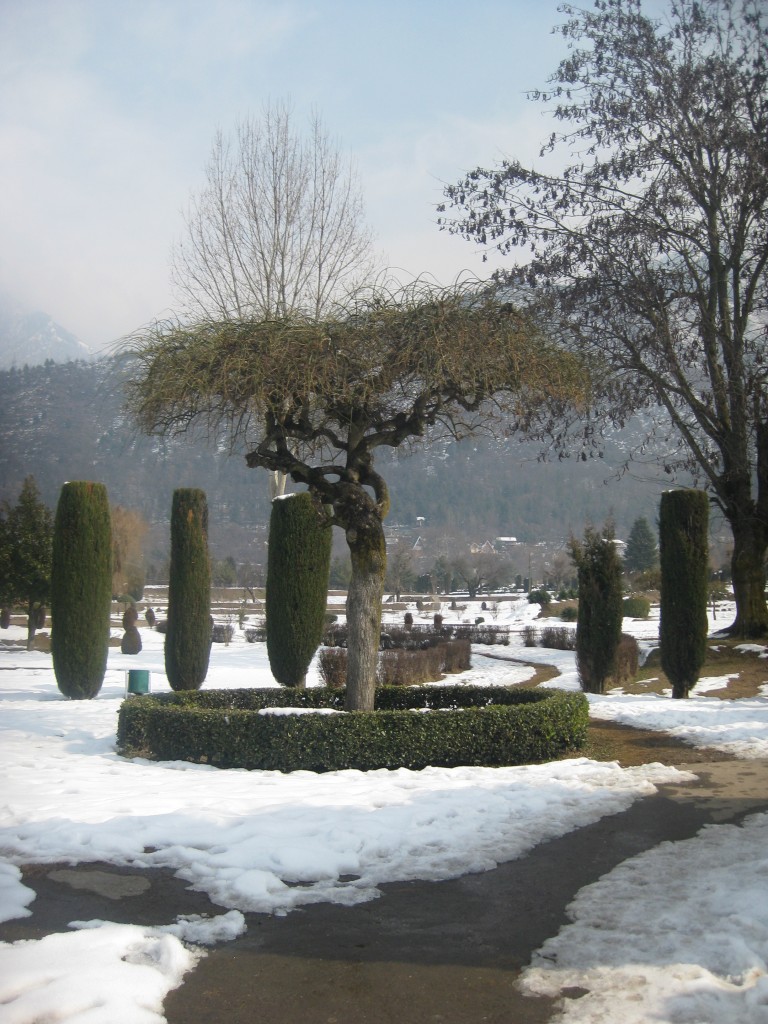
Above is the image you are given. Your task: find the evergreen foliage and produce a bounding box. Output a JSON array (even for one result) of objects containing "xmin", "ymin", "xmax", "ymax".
[
  {"xmin": 116, "ymin": 686, "xmax": 588, "ymax": 773},
  {"xmin": 622, "ymin": 596, "xmax": 651, "ymax": 619},
  {"xmin": 266, "ymin": 492, "xmax": 331, "ymax": 686},
  {"xmin": 624, "ymin": 516, "xmax": 658, "ymax": 573},
  {"xmin": 659, "ymin": 489, "xmax": 709, "ymax": 698},
  {"xmin": 51, "ymin": 481, "xmax": 112, "ymax": 699},
  {"xmin": 0, "ymin": 476, "xmax": 54, "ymax": 648},
  {"xmin": 165, "ymin": 488, "xmax": 212, "ymax": 691},
  {"xmin": 570, "ymin": 524, "xmax": 623, "ymax": 694}
]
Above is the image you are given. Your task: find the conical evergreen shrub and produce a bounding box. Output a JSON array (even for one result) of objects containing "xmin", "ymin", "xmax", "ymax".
[
  {"xmin": 165, "ymin": 488, "xmax": 211, "ymax": 691},
  {"xmin": 659, "ymin": 489, "xmax": 709, "ymax": 698},
  {"xmin": 570, "ymin": 523, "xmax": 623, "ymax": 694},
  {"xmin": 51, "ymin": 482, "xmax": 112, "ymax": 700},
  {"xmin": 266, "ymin": 492, "xmax": 331, "ymax": 686}
]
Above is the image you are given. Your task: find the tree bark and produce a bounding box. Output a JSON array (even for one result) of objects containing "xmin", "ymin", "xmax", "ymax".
[
  {"xmin": 344, "ymin": 514, "xmax": 386, "ymax": 712},
  {"xmin": 728, "ymin": 515, "xmax": 768, "ymax": 638}
]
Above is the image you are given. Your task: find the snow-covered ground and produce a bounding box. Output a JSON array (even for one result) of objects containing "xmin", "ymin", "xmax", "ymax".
[{"xmin": 1, "ymin": 595, "xmax": 767, "ymax": 1023}]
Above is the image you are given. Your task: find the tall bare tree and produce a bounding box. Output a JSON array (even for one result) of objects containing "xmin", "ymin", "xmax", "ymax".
[
  {"xmin": 172, "ymin": 100, "xmax": 377, "ymax": 498},
  {"xmin": 440, "ymin": 0, "xmax": 768, "ymax": 636},
  {"xmin": 126, "ymin": 281, "xmax": 586, "ymax": 710},
  {"xmin": 172, "ymin": 100, "xmax": 376, "ymax": 322}
]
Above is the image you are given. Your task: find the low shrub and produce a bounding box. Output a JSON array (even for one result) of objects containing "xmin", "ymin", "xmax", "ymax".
[
  {"xmin": 522, "ymin": 625, "xmax": 538, "ymax": 648},
  {"xmin": 318, "ymin": 647, "xmax": 347, "ymax": 688},
  {"xmin": 539, "ymin": 626, "xmax": 577, "ymax": 651},
  {"xmin": 451, "ymin": 624, "xmax": 510, "ymax": 646},
  {"xmin": 212, "ymin": 623, "xmax": 234, "ymax": 644},
  {"xmin": 244, "ymin": 625, "xmax": 267, "ymax": 643},
  {"xmin": 117, "ymin": 685, "xmax": 589, "ymax": 773},
  {"xmin": 560, "ymin": 606, "xmax": 578, "ymax": 622},
  {"xmin": 324, "ymin": 622, "xmax": 510, "ymax": 649},
  {"xmin": 623, "ymin": 596, "xmax": 651, "ymax": 619},
  {"xmin": 441, "ymin": 639, "xmax": 472, "ymax": 674},
  {"xmin": 378, "ymin": 645, "xmax": 443, "ymax": 686},
  {"xmin": 607, "ymin": 633, "xmax": 640, "ymax": 688},
  {"xmin": 318, "ymin": 638, "xmax": 471, "ymax": 688},
  {"xmin": 528, "ymin": 589, "xmax": 551, "ymax": 607}
]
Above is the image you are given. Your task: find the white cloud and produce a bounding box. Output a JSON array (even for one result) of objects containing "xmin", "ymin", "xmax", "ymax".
[{"xmin": 0, "ymin": 0, "xmax": 567, "ymax": 343}]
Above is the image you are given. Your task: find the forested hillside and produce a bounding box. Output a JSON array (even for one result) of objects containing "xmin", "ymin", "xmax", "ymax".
[{"xmin": 0, "ymin": 357, "xmax": 674, "ymax": 547}]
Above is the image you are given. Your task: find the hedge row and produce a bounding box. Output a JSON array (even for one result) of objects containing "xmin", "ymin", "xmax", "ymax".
[
  {"xmin": 319, "ymin": 639, "xmax": 471, "ymax": 688},
  {"xmin": 117, "ymin": 685, "xmax": 588, "ymax": 773},
  {"xmin": 324, "ymin": 622, "xmax": 511, "ymax": 648}
]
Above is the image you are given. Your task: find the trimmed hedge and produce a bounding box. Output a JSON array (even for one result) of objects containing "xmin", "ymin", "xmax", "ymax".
[
  {"xmin": 318, "ymin": 639, "xmax": 471, "ymax": 688},
  {"xmin": 622, "ymin": 596, "xmax": 651, "ymax": 619},
  {"xmin": 117, "ymin": 685, "xmax": 588, "ymax": 773},
  {"xmin": 324, "ymin": 622, "xmax": 511, "ymax": 648}
]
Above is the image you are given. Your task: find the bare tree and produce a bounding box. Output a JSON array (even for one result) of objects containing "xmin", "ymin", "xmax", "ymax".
[
  {"xmin": 172, "ymin": 101, "xmax": 378, "ymax": 498},
  {"xmin": 440, "ymin": 0, "xmax": 768, "ymax": 636},
  {"xmin": 126, "ymin": 280, "xmax": 586, "ymax": 710},
  {"xmin": 452, "ymin": 550, "xmax": 512, "ymax": 600},
  {"xmin": 172, "ymin": 100, "xmax": 376, "ymax": 322},
  {"xmin": 111, "ymin": 505, "xmax": 148, "ymax": 598},
  {"xmin": 384, "ymin": 543, "xmax": 415, "ymax": 601}
]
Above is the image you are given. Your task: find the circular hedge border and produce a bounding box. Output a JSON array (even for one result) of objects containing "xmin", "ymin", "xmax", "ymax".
[{"xmin": 117, "ymin": 685, "xmax": 588, "ymax": 773}]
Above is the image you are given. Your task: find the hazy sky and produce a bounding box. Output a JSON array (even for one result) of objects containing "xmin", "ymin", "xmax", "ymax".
[{"xmin": 0, "ymin": 0, "xmax": 570, "ymax": 350}]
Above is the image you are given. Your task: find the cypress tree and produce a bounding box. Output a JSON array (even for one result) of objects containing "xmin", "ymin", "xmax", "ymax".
[
  {"xmin": 570, "ymin": 523, "xmax": 623, "ymax": 694},
  {"xmin": 266, "ymin": 492, "xmax": 331, "ymax": 687},
  {"xmin": 659, "ymin": 489, "xmax": 709, "ymax": 699},
  {"xmin": 51, "ymin": 481, "xmax": 112, "ymax": 700},
  {"xmin": 2, "ymin": 476, "xmax": 54, "ymax": 649},
  {"xmin": 165, "ymin": 488, "xmax": 211, "ymax": 691}
]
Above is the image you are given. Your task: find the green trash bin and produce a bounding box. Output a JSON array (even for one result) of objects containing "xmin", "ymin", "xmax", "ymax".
[{"xmin": 126, "ymin": 669, "xmax": 151, "ymax": 695}]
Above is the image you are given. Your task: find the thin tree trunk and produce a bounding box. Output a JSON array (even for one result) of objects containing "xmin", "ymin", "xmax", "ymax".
[
  {"xmin": 26, "ymin": 600, "xmax": 37, "ymax": 651},
  {"xmin": 344, "ymin": 516, "xmax": 386, "ymax": 712}
]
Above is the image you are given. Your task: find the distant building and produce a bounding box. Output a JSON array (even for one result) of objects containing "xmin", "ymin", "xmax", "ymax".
[{"xmin": 494, "ymin": 536, "xmax": 518, "ymax": 551}]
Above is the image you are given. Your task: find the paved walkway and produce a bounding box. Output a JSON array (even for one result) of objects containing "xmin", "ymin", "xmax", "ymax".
[{"xmin": 4, "ymin": 757, "xmax": 768, "ymax": 1024}]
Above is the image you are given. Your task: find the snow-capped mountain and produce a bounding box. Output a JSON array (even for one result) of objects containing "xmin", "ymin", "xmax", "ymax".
[{"xmin": 0, "ymin": 292, "xmax": 92, "ymax": 369}]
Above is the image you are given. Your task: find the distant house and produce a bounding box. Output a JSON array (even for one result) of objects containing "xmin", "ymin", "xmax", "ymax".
[
  {"xmin": 469, "ymin": 540, "xmax": 496, "ymax": 555},
  {"xmin": 494, "ymin": 536, "xmax": 518, "ymax": 551}
]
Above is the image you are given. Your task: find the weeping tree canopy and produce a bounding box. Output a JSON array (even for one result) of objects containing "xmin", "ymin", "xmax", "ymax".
[{"xmin": 126, "ymin": 279, "xmax": 588, "ymax": 709}]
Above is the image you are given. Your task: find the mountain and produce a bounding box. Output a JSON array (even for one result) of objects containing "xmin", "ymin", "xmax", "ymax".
[
  {"xmin": 0, "ymin": 292, "xmax": 92, "ymax": 369},
  {"xmin": 0, "ymin": 356, "xmax": 685, "ymax": 563}
]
